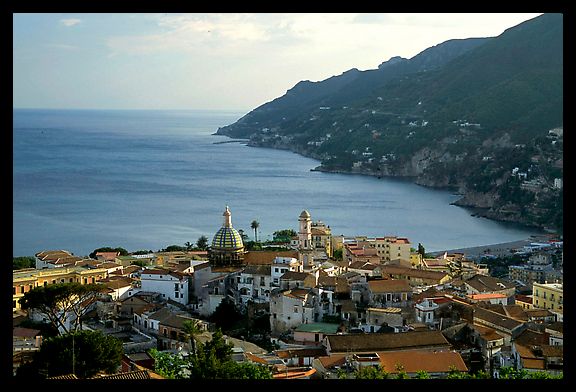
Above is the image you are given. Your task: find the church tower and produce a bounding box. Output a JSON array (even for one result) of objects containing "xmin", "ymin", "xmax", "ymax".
[{"xmin": 298, "ymin": 210, "xmax": 313, "ymax": 269}]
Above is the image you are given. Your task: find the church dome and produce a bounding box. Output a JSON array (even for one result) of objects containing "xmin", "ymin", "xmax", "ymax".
[
  {"xmin": 212, "ymin": 226, "xmax": 244, "ymax": 252},
  {"xmin": 211, "ymin": 206, "xmax": 244, "ymax": 253},
  {"xmin": 299, "ymin": 210, "xmax": 311, "ymax": 219}
]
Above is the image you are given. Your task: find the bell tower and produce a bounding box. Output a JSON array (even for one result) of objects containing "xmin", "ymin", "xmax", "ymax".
[{"xmin": 298, "ymin": 210, "xmax": 313, "ymax": 269}]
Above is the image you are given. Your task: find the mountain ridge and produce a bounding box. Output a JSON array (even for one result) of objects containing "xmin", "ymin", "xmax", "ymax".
[{"xmin": 215, "ymin": 13, "xmax": 563, "ymax": 233}]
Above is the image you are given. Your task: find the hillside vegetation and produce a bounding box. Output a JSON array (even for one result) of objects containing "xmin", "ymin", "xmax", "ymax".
[{"xmin": 216, "ymin": 13, "xmax": 563, "ymax": 232}]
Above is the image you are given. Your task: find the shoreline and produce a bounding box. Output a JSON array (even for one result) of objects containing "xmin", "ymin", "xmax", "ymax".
[{"xmin": 427, "ymin": 234, "xmax": 560, "ymax": 260}]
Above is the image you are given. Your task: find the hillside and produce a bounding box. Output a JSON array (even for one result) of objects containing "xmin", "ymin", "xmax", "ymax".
[{"xmin": 215, "ymin": 13, "xmax": 563, "ymax": 233}]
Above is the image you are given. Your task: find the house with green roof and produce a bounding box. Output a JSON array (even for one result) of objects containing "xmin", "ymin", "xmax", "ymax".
[{"xmin": 294, "ymin": 322, "xmax": 340, "ymax": 344}]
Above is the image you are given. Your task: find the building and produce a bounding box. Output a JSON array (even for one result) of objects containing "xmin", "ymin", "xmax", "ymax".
[
  {"xmin": 298, "ymin": 210, "xmax": 314, "ymax": 270},
  {"xmin": 367, "ymin": 279, "xmax": 413, "ymax": 308},
  {"xmin": 359, "ymin": 307, "xmax": 404, "ymax": 333},
  {"xmin": 13, "ymin": 266, "xmax": 108, "ymax": 311},
  {"xmin": 270, "ymin": 288, "xmax": 315, "ymax": 334},
  {"xmin": 311, "ymin": 220, "xmax": 332, "ymax": 257},
  {"xmin": 34, "ymin": 249, "xmax": 84, "ymax": 269},
  {"xmin": 532, "ymin": 282, "xmax": 563, "ymax": 316},
  {"xmin": 209, "ymin": 206, "xmax": 245, "ymax": 266},
  {"xmin": 140, "ymin": 268, "xmax": 190, "ymax": 305}
]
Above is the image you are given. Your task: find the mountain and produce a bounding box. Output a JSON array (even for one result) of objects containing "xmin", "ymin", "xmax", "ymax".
[{"xmin": 216, "ymin": 13, "xmax": 563, "ymax": 232}]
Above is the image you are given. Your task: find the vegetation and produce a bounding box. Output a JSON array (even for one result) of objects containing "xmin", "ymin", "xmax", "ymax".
[
  {"xmin": 196, "ymin": 235, "xmax": 209, "ymax": 250},
  {"xmin": 273, "ymin": 229, "xmax": 297, "ymax": 242},
  {"xmin": 216, "ymin": 14, "xmax": 562, "ymax": 233},
  {"xmin": 15, "ymin": 330, "xmax": 123, "ymax": 379},
  {"xmin": 13, "ymin": 256, "xmax": 35, "ymax": 270},
  {"xmin": 89, "ymin": 247, "xmax": 128, "ymax": 259},
  {"xmin": 150, "ymin": 329, "xmax": 273, "ymax": 379},
  {"xmin": 19, "ymin": 283, "xmax": 107, "ymax": 334},
  {"xmin": 251, "ymin": 220, "xmax": 260, "ymax": 242}
]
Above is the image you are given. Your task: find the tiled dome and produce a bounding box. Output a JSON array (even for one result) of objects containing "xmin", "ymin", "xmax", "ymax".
[{"xmin": 212, "ymin": 226, "xmax": 244, "ymax": 252}]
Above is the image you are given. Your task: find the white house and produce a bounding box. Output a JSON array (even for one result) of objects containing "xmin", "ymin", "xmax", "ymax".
[
  {"xmin": 270, "ymin": 288, "xmax": 315, "ymax": 335},
  {"xmin": 140, "ymin": 268, "xmax": 190, "ymax": 305},
  {"xmin": 271, "ymin": 257, "xmax": 301, "ymax": 287},
  {"xmin": 415, "ymin": 298, "xmax": 440, "ymax": 325},
  {"xmin": 237, "ymin": 265, "xmax": 272, "ymax": 304},
  {"xmin": 359, "ymin": 307, "xmax": 404, "ymax": 333}
]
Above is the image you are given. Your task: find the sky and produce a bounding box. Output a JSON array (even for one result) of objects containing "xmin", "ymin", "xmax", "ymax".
[{"xmin": 13, "ymin": 13, "xmax": 544, "ymax": 112}]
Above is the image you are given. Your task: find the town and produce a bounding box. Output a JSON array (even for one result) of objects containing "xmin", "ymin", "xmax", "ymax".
[{"xmin": 12, "ymin": 206, "xmax": 563, "ymax": 380}]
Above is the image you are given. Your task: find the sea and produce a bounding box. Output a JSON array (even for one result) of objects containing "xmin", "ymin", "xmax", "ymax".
[{"xmin": 13, "ymin": 108, "xmax": 543, "ymax": 258}]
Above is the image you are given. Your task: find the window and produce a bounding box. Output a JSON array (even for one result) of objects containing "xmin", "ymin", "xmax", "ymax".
[
  {"xmin": 294, "ymin": 306, "xmax": 299, "ymax": 313},
  {"xmin": 260, "ymin": 277, "xmax": 265, "ymax": 286},
  {"xmin": 175, "ymin": 283, "xmax": 179, "ymax": 292}
]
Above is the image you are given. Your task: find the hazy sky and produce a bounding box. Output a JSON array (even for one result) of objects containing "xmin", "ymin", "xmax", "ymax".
[{"xmin": 13, "ymin": 13, "xmax": 543, "ymax": 111}]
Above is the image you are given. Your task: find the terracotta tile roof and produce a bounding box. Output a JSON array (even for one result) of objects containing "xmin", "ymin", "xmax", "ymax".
[
  {"xmin": 317, "ymin": 354, "xmax": 346, "ymax": 369},
  {"xmin": 349, "ymin": 261, "xmax": 380, "ymax": 270},
  {"xmin": 325, "ymin": 330, "xmax": 450, "ymax": 353},
  {"xmin": 243, "ymin": 265, "xmax": 271, "ymax": 275},
  {"xmin": 380, "ymin": 265, "xmax": 450, "ymax": 280},
  {"xmin": 465, "ymin": 274, "xmax": 515, "ymax": 292},
  {"xmin": 281, "ymin": 271, "xmax": 313, "ymax": 281},
  {"xmin": 368, "ymin": 279, "xmax": 412, "ymax": 293},
  {"xmin": 377, "ymin": 350, "xmax": 467, "ymax": 373},
  {"xmin": 35, "ymin": 250, "xmax": 74, "ymax": 260},
  {"xmin": 473, "ymin": 306, "xmax": 524, "ymax": 332},
  {"xmin": 468, "ymin": 293, "xmax": 507, "ymax": 300},
  {"xmin": 275, "ymin": 347, "xmax": 327, "ymax": 358},
  {"xmin": 272, "ymin": 367, "xmax": 316, "ymax": 379},
  {"xmin": 469, "ymin": 324, "xmax": 505, "ymax": 341},
  {"xmin": 244, "ymin": 250, "xmax": 299, "ymax": 265},
  {"xmin": 93, "ymin": 370, "xmax": 152, "ymax": 379},
  {"xmin": 283, "ymin": 288, "xmax": 312, "ymax": 300}
]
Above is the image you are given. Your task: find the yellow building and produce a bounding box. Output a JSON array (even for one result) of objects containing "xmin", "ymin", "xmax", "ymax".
[
  {"xmin": 374, "ymin": 236, "xmax": 411, "ymax": 262},
  {"xmin": 311, "ymin": 221, "xmax": 332, "ymax": 257},
  {"xmin": 13, "ymin": 266, "xmax": 108, "ymax": 311},
  {"xmin": 532, "ymin": 282, "xmax": 563, "ymax": 314}
]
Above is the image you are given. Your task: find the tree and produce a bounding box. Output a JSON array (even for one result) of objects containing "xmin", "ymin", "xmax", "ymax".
[
  {"xmin": 89, "ymin": 247, "xmax": 128, "ymax": 259},
  {"xmin": 184, "ymin": 241, "xmax": 194, "ymax": 251},
  {"xmin": 354, "ymin": 365, "xmax": 390, "ymax": 379},
  {"xmin": 150, "ymin": 329, "xmax": 273, "ymax": 380},
  {"xmin": 196, "ymin": 235, "xmax": 209, "ymax": 250},
  {"xmin": 209, "ymin": 297, "xmax": 242, "ymax": 331},
  {"xmin": 149, "ymin": 348, "xmax": 190, "ymax": 379},
  {"xmin": 19, "ymin": 283, "xmax": 106, "ymax": 334},
  {"xmin": 251, "ymin": 220, "xmax": 259, "ymax": 242},
  {"xmin": 417, "ymin": 243, "xmax": 426, "ymax": 258},
  {"xmin": 182, "ymin": 319, "xmax": 203, "ymax": 356},
  {"xmin": 13, "ymin": 256, "xmax": 36, "ymax": 270},
  {"xmin": 17, "ymin": 330, "xmax": 123, "ymax": 379},
  {"xmin": 272, "ymin": 229, "xmax": 296, "ymax": 242}
]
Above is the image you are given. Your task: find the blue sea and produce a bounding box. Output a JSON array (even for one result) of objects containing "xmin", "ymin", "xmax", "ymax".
[{"xmin": 13, "ymin": 108, "xmax": 541, "ymax": 258}]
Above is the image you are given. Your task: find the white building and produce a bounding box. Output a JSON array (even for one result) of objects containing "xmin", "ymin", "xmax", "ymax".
[
  {"xmin": 237, "ymin": 265, "xmax": 272, "ymax": 304},
  {"xmin": 140, "ymin": 268, "xmax": 190, "ymax": 305},
  {"xmin": 359, "ymin": 307, "xmax": 404, "ymax": 333},
  {"xmin": 270, "ymin": 288, "xmax": 315, "ymax": 335},
  {"xmin": 271, "ymin": 257, "xmax": 302, "ymax": 287},
  {"xmin": 415, "ymin": 298, "xmax": 440, "ymax": 325}
]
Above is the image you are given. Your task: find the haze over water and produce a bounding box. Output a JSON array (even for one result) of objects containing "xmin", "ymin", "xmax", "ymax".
[{"xmin": 13, "ymin": 109, "xmax": 541, "ymax": 258}]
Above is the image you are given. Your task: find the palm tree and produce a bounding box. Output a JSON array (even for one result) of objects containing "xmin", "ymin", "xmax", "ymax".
[
  {"xmin": 251, "ymin": 220, "xmax": 259, "ymax": 242},
  {"xmin": 182, "ymin": 319, "xmax": 202, "ymax": 357}
]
